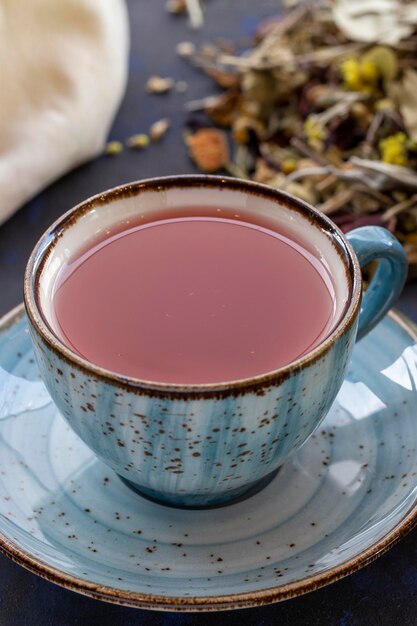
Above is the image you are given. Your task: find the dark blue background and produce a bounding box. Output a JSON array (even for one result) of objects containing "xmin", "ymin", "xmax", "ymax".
[{"xmin": 1, "ymin": 1, "xmax": 417, "ymax": 624}]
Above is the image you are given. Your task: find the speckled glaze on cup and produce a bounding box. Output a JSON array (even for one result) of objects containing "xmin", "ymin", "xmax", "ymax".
[{"xmin": 24, "ymin": 176, "xmax": 408, "ymax": 508}]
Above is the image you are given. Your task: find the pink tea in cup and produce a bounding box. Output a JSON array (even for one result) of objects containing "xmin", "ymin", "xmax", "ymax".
[{"xmin": 52, "ymin": 212, "xmax": 336, "ymax": 384}]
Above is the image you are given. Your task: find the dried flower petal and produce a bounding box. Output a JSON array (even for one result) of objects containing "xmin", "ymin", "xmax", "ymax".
[
  {"xmin": 166, "ymin": 0, "xmax": 186, "ymax": 14},
  {"xmin": 146, "ymin": 76, "xmax": 174, "ymax": 94},
  {"xmin": 398, "ymin": 69, "xmax": 417, "ymax": 142},
  {"xmin": 186, "ymin": 128, "xmax": 229, "ymax": 172},
  {"xmin": 281, "ymin": 158, "xmax": 297, "ymax": 175},
  {"xmin": 149, "ymin": 119, "xmax": 171, "ymax": 142},
  {"xmin": 304, "ymin": 115, "xmax": 327, "ymax": 151},
  {"xmin": 333, "ymin": 0, "xmax": 415, "ymax": 44},
  {"xmin": 379, "ymin": 132, "xmax": 408, "ymax": 165},
  {"xmin": 176, "ymin": 41, "xmax": 196, "ymax": 58},
  {"xmin": 340, "ymin": 57, "xmax": 378, "ymax": 93}
]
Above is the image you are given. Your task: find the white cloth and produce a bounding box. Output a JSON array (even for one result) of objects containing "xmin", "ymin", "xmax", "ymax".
[{"xmin": 0, "ymin": 0, "xmax": 129, "ymax": 224}]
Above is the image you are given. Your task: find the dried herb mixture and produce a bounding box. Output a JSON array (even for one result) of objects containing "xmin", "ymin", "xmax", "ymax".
[{"xmin": 181, "ymin": 0, "xmax": 417, "ymax": 276}]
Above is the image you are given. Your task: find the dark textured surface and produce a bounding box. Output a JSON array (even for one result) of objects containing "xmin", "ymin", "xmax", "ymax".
[{"xmin": 1, "ymin": 1, "xmax": 417, "ymax": 624}]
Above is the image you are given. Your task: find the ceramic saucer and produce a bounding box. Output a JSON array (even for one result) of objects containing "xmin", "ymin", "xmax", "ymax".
[{"xmin": 1, "ymin": 304, "xmax": 417, "ymax": 611}]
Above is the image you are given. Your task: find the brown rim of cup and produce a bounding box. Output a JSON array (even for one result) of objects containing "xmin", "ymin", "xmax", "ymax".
[{"xmin": 23, "ymin": 175, "xmax": 362, "ymax": 396}]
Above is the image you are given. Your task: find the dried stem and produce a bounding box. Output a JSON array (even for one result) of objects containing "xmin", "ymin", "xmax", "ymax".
[
  {"xmin": 383, "ymin": 195, "xmax": 417, "ymax": 220},
  {"xmin": 319, "ymin": 188, "xmax": 357, "ymax": 214},
  {"xmin": 185, "ymin": 95, "xmax": 222, "ymax": 112},
  {"xmin": 285, "ymin": 166, "xmax": 332, "ymax": 183},
  {"xmin": 290, "ymin": 137, "xmax": 329, "ymax": 166}
]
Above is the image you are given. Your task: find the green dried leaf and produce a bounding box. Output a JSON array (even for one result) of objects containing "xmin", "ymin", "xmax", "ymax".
[{"xmin": 362, "ymin": 46, "xmax": 398, "ymax": 81}]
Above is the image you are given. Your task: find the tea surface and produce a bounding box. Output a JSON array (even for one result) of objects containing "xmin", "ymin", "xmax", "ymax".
[{"xmin": 53, "ymin": 215, "xmax": 336, "ymax": 383}]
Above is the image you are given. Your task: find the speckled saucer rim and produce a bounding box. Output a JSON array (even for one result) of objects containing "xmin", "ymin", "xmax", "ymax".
[
  {"xmin": 23, "ymin": 175, "xmax": 362, "ymax": 398},
  {"xmin": 0, "ymin": 304, "xmax": 417, "ymax": 611}
]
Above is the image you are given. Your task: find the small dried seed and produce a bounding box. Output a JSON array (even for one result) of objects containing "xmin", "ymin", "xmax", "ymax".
[
  {"xmin": 175, "ymin": 80, "xmax": 188, "ymax": 93},
  {"xmin": 149, "ymin": 118, "xmax": 171, "ymax": 142},
  {"xmin": 176, "ymin": 41, "xmax": 196, "ymax": 58},
  {"xmin": 126, "ymin": 134, "xmax": 150, "ymax": 150},
  {"xmin": 105, "ymin": 141, "xmax": 123, "ymax": 156}
]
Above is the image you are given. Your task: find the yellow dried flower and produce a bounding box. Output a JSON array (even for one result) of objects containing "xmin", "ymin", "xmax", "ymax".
[
  {"xmin": 375, "ymin": 98, "xmax": 394, "ymax": 111},
  {"xmin": 105, "ymin": 141, "xmax": 123, "ymax": 156},
  {"xmin": 362, "ymin": 46, "xmax": 398, "ymax": 82},
  {"xmin": 340, "ymin": 58, "xmax": 362, "ymax": 91},
  {"xmin": 360, "ymin": 60, "xmax": 378, "ymax": 84},
  {"xmin": 379, "ymin": 132, "xmax": 408, "ymax": 166},
  {"xmin": 304, "ymin": 115, "xmax": 327, "ymax": 151},
  {"xmin": 340, "ymin": 57, "xmax": 378, "ymax": 94},
  {"xmin": 233, "ymin": 126, "xmax": 249, "ymax": 144},
  {"xmin": 281, "ymin": 158, "xmax": 297, "ymax": 174}
]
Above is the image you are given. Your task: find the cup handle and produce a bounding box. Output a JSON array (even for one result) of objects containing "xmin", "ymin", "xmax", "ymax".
[{"xmin": 346, "ymin": 226, "xmax": 408, "ymax": 341}]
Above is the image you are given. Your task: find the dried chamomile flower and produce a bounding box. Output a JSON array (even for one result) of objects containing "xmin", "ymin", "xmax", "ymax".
[
  {"xmin": 379, "ymin": 132, "xmax": 409, "ymax": 166},
  {"xmin": 340, "ymin": 57, "xmax": 378, "ymax": 94},
  {"xmin": 304, "ymin": 116, "xmax": 327, "ymax": 152}
]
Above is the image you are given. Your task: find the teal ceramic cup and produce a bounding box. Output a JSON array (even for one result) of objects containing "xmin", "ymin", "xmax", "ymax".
[{"xmin": 24, "ymin": 176, "xmax": 408, "ymax": 508}]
